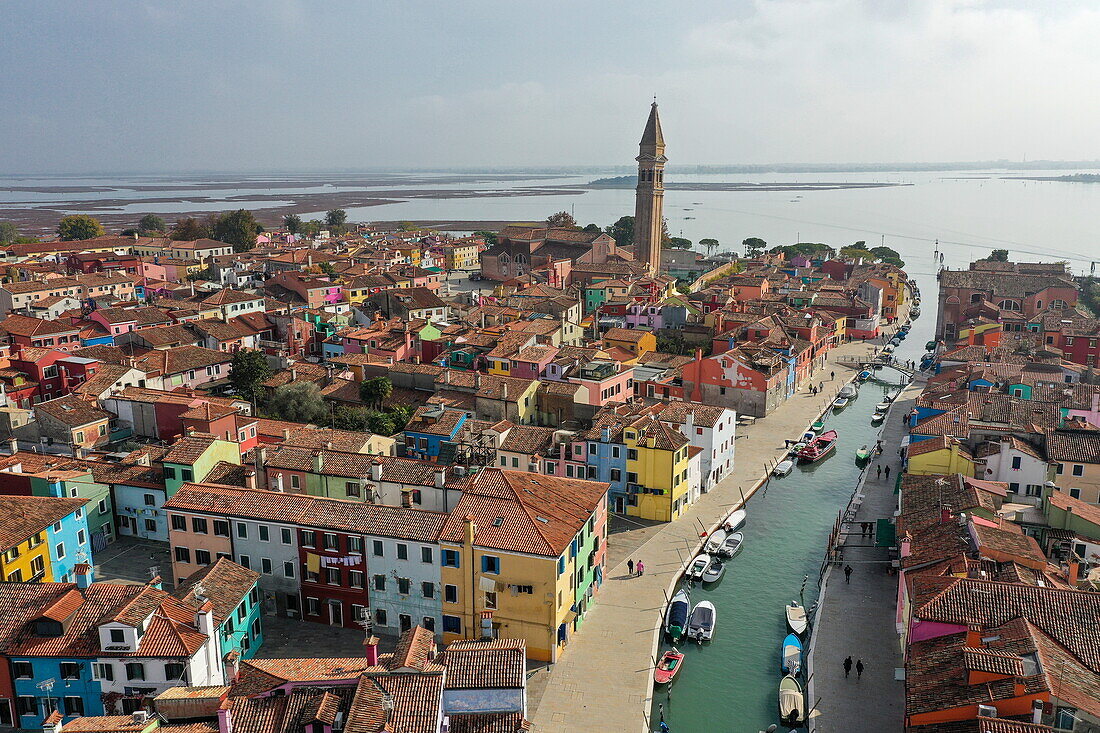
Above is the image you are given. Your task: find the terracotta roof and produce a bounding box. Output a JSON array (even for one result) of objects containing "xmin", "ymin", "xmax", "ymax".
[
  {"xmin": 1046, "ymin": 429, "xmax": 1100, "ymax": 464},
  {"xmin": 1047, "ymin": 489, "xmax": 1100, "ymax": 528},
  {"xmin": 174, "ymin": 557, "xmax": 260, "ymax": 623},
  {"xmin": 162, "ymin": 433, "xmax": 225, "ymax": 465},
  {"xmin": 0, "ymin": 313, "xmax": 79, "ymax": 336},
  {"xmin": 497, "ymin": 424, "xmax": 556, "ymax": 455},
  {"xmin": 0, "ymin": 495, "xmax": 89, "ymax": 551},
  {"xmin": 34, "ymin": 394, "xmax": 112, "ymax": 428},
  {"xmin": 440, "ymin": 638, "xmax": 526, "ymax": 689}
]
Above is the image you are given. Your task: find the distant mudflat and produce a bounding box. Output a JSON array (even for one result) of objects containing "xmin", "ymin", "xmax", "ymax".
[
  {"xmin": 1003, "ymin": 174, "xmax": 1100, "ymax": 183},
  {"xmin": 582, "ymin": 178, "xmax": 909, "ymax": 191}
]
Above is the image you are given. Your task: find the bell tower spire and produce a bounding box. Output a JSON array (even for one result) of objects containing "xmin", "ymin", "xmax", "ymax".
[{"xmin": 634, "ymin": 102, "xmax": 667, "ymax": 275}]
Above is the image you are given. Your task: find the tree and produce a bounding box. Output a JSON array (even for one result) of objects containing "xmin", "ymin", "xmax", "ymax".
[
  {"xmin": 138, "ymin": 214, "xmax": 166, "ymax": 233},
  {"xmin": 667, "ymin": 236, "xmax": 692, "ymax": 249},
  {"xmin": 869, "ymin": 245, "xmax": 905, "ymax": 267},
  {"xmin": 364, "ymin": 410, "xmax": 397, "ymax": 436},
  {"xmin": 546, "ymin": 211, "xmax": 577, "ymax": 229},
  {"xmin": 283, "ymin": 214, "xmax": 302, "ymax": 234},
  {"xmin": 397, "ymin": 222, "xmax": 419, "ymax": 232},
  {"xmin": 229, "ymin": 350, "xmax": 273, "ymax": 404},
  {"xmin": 323, "ymin": 206, "xmax": 345, "ymax": 226},
  {"xmin": 699, "ymin": 238, "xmax": 719, "ymax": 257},
  {"xmin": 656, "ymin": 332, "xmax": 688, "ymax": 355},
  {"xmin": 742, "ymin": 237, "xmax": 767, "ymax": 257},
  {"xmin": 582, "ymin": 223, "xmax": 602, "ymax": 233},
  {"xmin": 840, "ymin": 246, "xmax": 877, "ymax": 261},
  {"xmin": 57, "ymin": 215, "xmax": 104, "ymax": 241},
  {"xmin": 473, "ymin": 230, "xmax": 498, "ymax": 245},
  {"xmin": 170, "ymin": 217, "xmax": 212, "ymax": 241},
  {"xmin": 264, "ymin": 382, "xmax": 329, "ymax": 424},
  {"xmin": 213, "ymin": 209, "xmax": 261, "ymax": 253},
  {"xmin": 0, "ymin": 222, "xmax": 20, "ymax": 244},
  {"xmin": 319, "ymin": 261, "xmax": 338, "ymax": 277},
  {"xmin": 987, "ymin": 249, "xmax": 1010, "ymax": 262},
  {"xmin": 606, "ymin": 216, "xmax": 635, "ymax": 248},
  {"xmin": 359, "ymin": 376, "xmax": 394, "ymax": 409},
  {"xmin": 299, "ymin": 219, "xmax": 323, "ymax": 237}
]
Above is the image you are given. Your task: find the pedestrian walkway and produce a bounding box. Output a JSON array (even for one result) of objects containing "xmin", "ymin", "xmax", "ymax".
[
  {"xmin": 529, "ymin": 340, "xmax": 883, "ymax": 733},
  {"xmin": 805, "ymin": 376, "xmax": 924, "ymax": 732}
]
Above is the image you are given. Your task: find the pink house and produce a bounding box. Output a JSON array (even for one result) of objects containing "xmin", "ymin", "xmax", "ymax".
[
  {"xmin": 626, "ymin": 302, "xmax": 663, "ymax": 330},
  {"xmin": 511, "ymin": 344, "xmax": 559, "ymax": 380},
  {"xmin": 569, "ymin": 361, "xmax": 635, "ymax": 407}
]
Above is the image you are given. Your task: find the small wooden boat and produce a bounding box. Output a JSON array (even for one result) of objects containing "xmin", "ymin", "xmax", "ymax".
[
  {"xmin": 737, "ymin": 415, "xmax": 756, "ymax": 426},
  {"xmin": 785, "ymin": 601, "xmax": 808, "ymax": 635},
  {"xmin": 701, "ymin": 557, "xmax": 725, "ymax": 583},
  {"xmin": 781, "ymin": 633, "xmax": 803, "ymax": 676},
  {"xmin": 832, "ymin": 397, "xmax": 849, "ymax": 410},
  {"xmin": 779, "ymin": 674, "xmax": 805, "ymax": 725},
  {"xmin": 704, "ymin": 527, "xmax": 728, "ymax": 554},
  {"xmin": 810, "ymin": 419, "xmax": 825, "ymax": 432},
  {"xmin": 687, "ymin": 601, "xmax": 716, "ymax": 642},
  {"xmin": 882, "ymin": 344, "xmax": 894, "ymax": 354},
  {"xmin": 665, "ymin": 590, "xmax": 690, "ymax": 640},
  {"xmin": 798, "ymin": 430, "xmax": 837, "ymax": 462},
  {"xmin": 718, "ymin": 531, "xmax": 744, "ymax": 558},
  {"xmin": 871, "ymin": 411, "xmax": 886, "ymax": 425},
  {"xmin": 900, "ymin": 324, "xmax": 911, "ymax": 333},
  {"xmin": 889, "ymin": 338, "xmax": 901, "ymax": 347},
  {"xmin": 773, "ymin": 459, "xmax": 794, "ymax": 477},
  {"xmin": 925, "ymin": 340, "xmax": 936, "ymax": 351},
  {"xmin": 723, "ymin": 508, "xmax": 747, "ymax": 532},
  {"xmin": 654, "ymin": 648, "xmax": 684, "ymax": 684},
  {"xmin": 789, "ymin": 441, "xmax": 808, "ymax": 455},
  {"xmin": 686, "ymin": 553, "xmax": 711, "ymax": 581},
  {"xmin": 911, "ymin": 307, "xmax": 921, "ymax": 318},
  {"xmin": 838, "ymin": 384, "xmax": 858, "ymax": 399},
  {"xmin": 855, "ymin": 445, "xmax": 871, "ymax": 462},
  {"xmin": 857, "ymin": 370, "xmax": 871, "ymax": 381},
  {"xmin": 875, "ymin": 401, "xmax": 891, "ymax": 412}
]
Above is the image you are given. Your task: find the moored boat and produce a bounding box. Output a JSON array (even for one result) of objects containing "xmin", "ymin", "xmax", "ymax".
[
  {"xmin": 701, "ymin": 557, "xmax": 724, "ymax": 583},
  {"xmin": 785, "ymin": 601, "xmax": 808, "ymax": 635},
  {"xmin": 687, "ymin": 601, "xmax": 716, "ymax": 642},
  {"xmin": 810, "ymin": 419, "xmax": 825, "ymax": 432},
  {"xmin": 871, "ymin": 410, "xmax": 886, "ymax": 424},
  {"xmin": 781, "ymin": 633, "xmax": 803, "ymax": 676},
  {"xmin": 723, "ymin": 508, "xmax": 747, "ymax": 532},
  {"xmin": 855, "ymin": 444, "xmax": 871, "ymax": 462},
  {"xmin": 838, "ymin": 384, "xmax": 858, "ymax": 399},
  {"xmin": 832, "ymin": 397, "xmax": 849, "ymax": 410},
  {"xmin": 857, "ymin": 370, "xmax": 871, "ymax": 381},
  {"xmin": 686, "ymin": 553, "xmax": 711, "ymax": 581},
  {"xmin": 665, "ymin": 590, "xmax": 690, "ymax": 640},
  {"xmin": 654, "ymin": 648, "xmax": 685, "ymax": 684},
  {"xmin": 704, "ymin": 527, "xmax": 728, "ymax": 554},
  {"xmin": 797, "ymin": 431, "xmax": 837, "ymax": 462},
  {"xmin": 875, "ymin": 401, "xmax": 891, "ymax": 412},
  {"xmin": 925, "ymin": 340, "xmax": 937, "ymax": 351},
  {"xmin": 718, "ymin": 531, "xmax": 744, "ymax": 558},
  {"xmin": 779, "ymin": 674, "xmax": 806, "ymax": 726},
  {"xmin": 773, "ymin": 459, "xmax": 794, "ymax": 477}
]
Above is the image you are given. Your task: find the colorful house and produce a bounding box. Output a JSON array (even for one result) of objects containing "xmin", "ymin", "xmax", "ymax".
[
  {"xmin": 174, "ymin": 558, "xmax": 264, "ymax": 660},
  {"xmin": 0, "ymin": 495, "xmax": 88, "ymax": 583}
]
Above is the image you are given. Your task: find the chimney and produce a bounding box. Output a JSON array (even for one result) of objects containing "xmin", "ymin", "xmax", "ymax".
[
  {"xmin": 195, "ymin": 599, "xmax": 215, "ymax": 637},
  {"xmin": 364, "ymin": 635, "xmax": 380, "ymax": 665},
  {"xmin": 274, "ymin": 472, "xmax": 285, "ymax": 492},
  {"xmin": 7, "ymin": 437, "xmax": 17, "ymax": 455},
  {"xmin": 464, "ymin": 514, "xmax": 476, "ymax": 547},
  {"xmin": 313, "ymin": 452, "xmax": 324, "ymax": 473},
  {"xmin": 370, "ymin": 459, "xmax": 382, "ymax": 482},
  {"xmin": 74, "ymin": 562, "xmax": 93, "ymax": 589},
  {"xmin": 434, "ymin": 467, "xmax": 446, "ymax": 488},
  {"xmin": 444, "ymin": 370, "xmax": 451, "ymax": 385},
  {"xmin": 475, "ymin": 372, "xmax": 482, "ymax": 389},
  {"xmin": 224, "ymin": 650, "xmax": 241, "ymax": 683},
  {"xmin": 1032, "ymin": 700, "xmax": 1044, "ymax": 725},
  {"xmin": 254, "ymin": 446, "xmax": 267, "ymax": 488},
  {"xmin": 184, "ymin": 425, "xmax": 196, "ymax": 437},
  {"xmin": 244, "ymin": 470, "xmax": 256, "ymax": 491},
  {"xmin": 502, "ymin": 383, "xmax": 508, "ymax": 400}
]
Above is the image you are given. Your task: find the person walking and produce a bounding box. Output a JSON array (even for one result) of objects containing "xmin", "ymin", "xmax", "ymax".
[
  {"xmin": 830, "ymin": 370, "xmax": 835, "ymax": 381},
  {"xmin": 877, "ymin": 465, "xmax": 882, "ymax": 479},
  {"xmin": 843, "ymin": 656, "xmax": 853, "ymax": 678},
  {"xmin": 627, "ymin": 559, "xmax": 634, "ymax": 576},
  {"xmin": 856, "ymin": 659, "xmax": 865, "ymax": 679},
  {"xmin": 844, "ymin": 565, "xmax": 853, "ymax": 584},
  {"xmin": 636, "ymin": 561, "xmax": 645, "ymax": 576},
  {"xmin": 884, "ymin": 465, "xmax": 891, "ymax": 480}
]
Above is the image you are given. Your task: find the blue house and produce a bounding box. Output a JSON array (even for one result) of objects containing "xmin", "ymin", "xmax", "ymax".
[
  {"xmin": 174, "ymin": 557, "xmax": 264, "ymax": 660},
  {"xmin": 45, "ymin": 500, "xmax": 91, "ymax": 584},
  {"xmin": 583, "ymin": 424, "xmax": 629, "ymax": 514},
  {"xmin": 403, "ymin": 406, "xmax": 466, "ymax": 461}
]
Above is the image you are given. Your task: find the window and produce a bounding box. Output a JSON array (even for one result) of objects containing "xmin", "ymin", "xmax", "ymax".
[
  {"xmin": 627, "ymin": 449, "xmax": 638, "ymax": 460},
  {"xmin": 443, "ymin": 615, "xmax": 461, "ymax": 634},
  {"xmin": 484, "ymin": 591, "xmax": 497, "ymax": 609},
  {"xmin": 442, "ymin": 549, "xmax": 460, "ymax": 568},
  {"xmin": 261, "ymin": 558, "xmax": 272, "ymax": 574},
  {"xmin": 281, "ymin": 527, "xmax": 293, "ymax": 544},
  {"xmin": 422, "ymin": 581, "xmax": 435, "ymax": 599},
  {"xmin": 349, "ymin": 570, "xmax": 364, "ymax": 588},
  {"xmin": 326, "ymin": 567, "xmax": 341, "ymax": 585},
  {"xmin": 301, "ymin": 530, "xmax": 316, "ymax": 547},
  {"xmin": 164, "ymin": 663, "xmax": 185, "ymax": 680},
  {"xmin": 374, "ymin": 574, "xmax": 387, "ymax": 591},
  {"xmin": 423, "ymin": 616, "xmax": 436, "ymax": 632},
  {"xmin": 143, "ymin": 493, "xmax": 156, "ymax": 506},
  {"xmin": 1073, "ymin": 464, "xmax": 1084, "ymax": 476},
  {"xmin": 373, "ymin": 540, "xmax": 384, "ymax": 557},
  {"xmin": 323, "ymin": 533, "xmax": 339, "ymax": 551},
  {"xmin": 1070, "ymin": 488, "xmax": 1082, "ymax": 499},
  {"xmin": 482, "ymin": 555, "xmax": 500, "ymax": 574},
  {"xmin": 60, "ymin": 662, "xmax": 80, "ymax": 679},
  {"xmin": 251, "ymin": 618, "xmax": 260, "ymax": 637},
  {"xmin": 110, "ymin": 629, "xmax": 125, "ymax": 643},
  {"xmin": 195, "ymin": 549, "xmax": 211, "ymax": 565},
  {"xmin": 236, "ymin": 523, "xmax": 248, "ymax": 539},
  {"xmin": 611, "ymin": 446, "xmax": 621, "ymax": 459},
  {"xmin": 98, "ymin": 499, "xmax": 108, "ymax": 514},
  {"xmin": 397, "ymin": 578, "xmax": 411, "ymax": 595},
  {"xmin": 64, "ymin": 696, "xmax": 84, "ymax": 717},
  {"xmin": 92, "ymin": 662, "xmax": 114, "ymax": 681},
  {"xmin": 348, "ymin": 536, "xmax": 362, "ymax": 554},
  {"xmin": 17, "ymin": 696, "xmax": 36, "ymax": 717},
  {"xmin": 374, "ymin": 608, "xmax": 388, "ymax": 626},
  {"xmin": 238, "ymin": 555, "xmax": 250, "ymax": 569},
  {"xmin": 396, "ymin": 543, "xmax": 408, "ymax": 560},
  {"xmin": 213, "ymin": 520, "xmax": 230, "ymax": 537},
  {"xmin": 283, "ymin": 561, "xmax": 295, "ymax": 578},
  {"xmin": 56, "ymin": 542, "xmax": 65, "ymax": 560},
  {"xmin": 290, "ymin": 475, "xmax": 300, "ymax": 489},
  {"xmin": 12, "ymin": 662, "xmax": 32, "ymax": 679},
  {"xmin": 143, "ymin": 519, "xmax": 156, "ymax": 533},
  {"xmin": 421, "ymin": 546, "xmax": 433, "ymax": 564},
  {"xmin": 444, "ymin": 584, "xmax": 458, "ymax": 603},
  {"xmin": 174, "ymin": 546, "xmax": 191, "ymax": 563},
  {"xmin": 345, "ymin": 481, "xmax": 360, "ymax": 497},
  {"xmin": 307, "ymin": 597, "xmax": 321, "ymax": 616},
  {"xmin": 125, "ymin": 662, "xmax": 145, "ymax": 681},
  {"xmin": 192, "ymin": 517, "xmax": 207, "ymax": 534},
  {"xmin": 172, "ymin": 515, "xmax": 187, "ymax": 531},
  {"xmin": 1011, "ymin": 456, "xmax": 1022, "ymax": 470},
  {"xmin": 181, "ymin": 468, "xmax": 193, "ymax": 481}
]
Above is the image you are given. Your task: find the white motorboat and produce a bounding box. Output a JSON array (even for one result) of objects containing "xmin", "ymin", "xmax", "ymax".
[
  {"xmin": 704, "ymin": 528, "xmax": 728, "ymax": 554},
  {"xmin": 718, "ymin": 531, "xmax": 744, "ymax": 558},
  {"xmin": 785, "ymin": 601, "xmax": 808, "ymax": 635},
  {"xmin": 875, "ymin": 402, "xmax": 891, "ymax": 412},
  {"xmin": 686, "ymin": 553, "xmax": 711, "ymax": 581},
  {"xmin": 773, "ymin": 459, "xmax": 794, "ymax": 477},
  {"xmin": 723, "ymin": 508, "xmax": 747, "ymax": 532},
  {"xmin": 832, "ymin": 397, "xmax": 850, "ymax": 410},
  {"xmin": 838, "ymin": 384, "xmax": 858, "ymax": 399},
  {"xmin": 686, "ymin": 601, "xmax": 716, "ymax": 642},
  {"xmin": 701, "ymin": 557, "xmax": 725, "ymax": 583}
]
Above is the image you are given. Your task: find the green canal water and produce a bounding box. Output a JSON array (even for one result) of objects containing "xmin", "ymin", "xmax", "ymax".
[{"xmin": 653, "ymin": 293, "xmax": 934, "ymax": 732}]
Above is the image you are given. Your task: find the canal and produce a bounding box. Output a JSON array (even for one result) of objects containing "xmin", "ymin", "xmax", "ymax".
[{"xmin": 652, "ymin": 299, "xmax": 933, "ymax": 732}]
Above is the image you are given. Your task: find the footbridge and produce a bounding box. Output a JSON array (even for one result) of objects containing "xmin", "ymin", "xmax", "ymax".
[{"xmin": 834, "ymin": 355, "xmax": 919, "ymax": 379}]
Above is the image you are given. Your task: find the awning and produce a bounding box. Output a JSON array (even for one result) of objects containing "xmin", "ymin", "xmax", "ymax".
[{"xmin": 562, "ymin": 609, "xmax": 578, "ymax": 625}]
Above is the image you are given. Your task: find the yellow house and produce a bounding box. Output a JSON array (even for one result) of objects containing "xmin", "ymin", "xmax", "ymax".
[
  {"xmin": 905, "ymin": 436, "xmax": 976, "ymax": 477},
  {"xmin": 624, "ymin": 415, "xmax": 691, "ymax": 522},
  {"xmin": 437, "ymin": 468, "xmax": 609, "ymax": 662},
  {"xmin": 443, "ymin": 241, "xmax": 480, "ymax": 270},
  {"xmin": 0, "ymin": 496, "xmax": 89, "ymax": 583},
  {"xmin": 602, "ymin": 327, "xmax": 656, "ymax": 358},
  {"xmin": 393, "ymin": 244, "xmax": 421, "ymax": 266}
]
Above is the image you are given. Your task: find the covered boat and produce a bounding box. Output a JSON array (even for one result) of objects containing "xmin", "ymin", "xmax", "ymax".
[
  {"xmin": 785, "ymin": 601, "xmax": 808, "ymax": 635},
  {"xmin": 723, "ymin": 508, "xmax": 747, "ymax": 532},
  {"xmin": 654, "ymin": 648, "xmax": 684, "ymax": 684},
  {"xmin": 871, "ymin": 411, "xmax": 886, "ymax": 425},
  {"xmin": 810, "ymin": 419, "xmax": 825, "ymax": 432},
  {"xmin": 701, "ymin": 557, "xmax": 725, "ymax": 583},
  {"xmin": 686, "ymin": 553, "xmax": 711, "ymax": 581},
  {"xmin": 779, "ymin": 675, "xmax": 805, "ymax": 725},
  {"xmin": 857, "ymin": 370, "xmax": 871, "ymax": 381},
  {"xmin": 838, "ymin": 384, "xmax": 858, "ymax": 399},
  {"xmin": 797, "ymin": 430, "xmax": 837, "ymax": 463},
  {"xmin": 687, "ymin": 601, "xmax": 716, "ymax": 643},
  {"xmin": 832, "ymin": 397, "xmax": 849, "ymax": 410},
  {"xmin": 855, "ymin": 444, "xmax": 871, "ymax": 462},
  {"xmin": 665, "ymin": 590, "xmax": 690, "ymax": 640},
  {"xmin": 781, "ymin": 633, "xmax": 803, "ymax": 676},
  {"xmin": 773, "ymin": 459, "xmax": 794, "ymax": 477},
  {"xmin": 704, "ymin": 527, "xmax": 728, "ymax": 554},
  {"xmin": 718, "ymin": 531, "xmax": 744, "ymax": 558}
]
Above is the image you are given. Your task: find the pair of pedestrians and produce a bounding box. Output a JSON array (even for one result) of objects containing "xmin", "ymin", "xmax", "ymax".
[{"xmin": 843, "ymin": 656, "xmax": 865, "ymax": 679}]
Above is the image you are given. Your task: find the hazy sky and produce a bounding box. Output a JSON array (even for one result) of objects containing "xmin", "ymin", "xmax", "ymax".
[{"xmin": 2, "ymin": 0, "xmax": 1095, "ymax": 173}]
